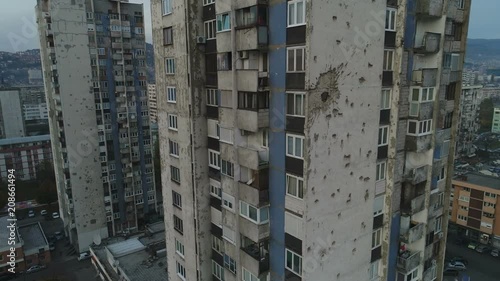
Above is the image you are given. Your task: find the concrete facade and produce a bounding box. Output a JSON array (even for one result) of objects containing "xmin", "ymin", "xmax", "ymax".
[
  {"xmin": 152, "ymin": 0, "xmax": 471, "ymax": 281},
  {"xmin": 0, "ymin": 89, "xmax": 26, "ymax": 139},
  {"xmin": 36, "ymin": 0, "xmax": 156, "ymax": 253},
  {"xmin": 147, "ymin": 84, "xmax": 157, "ymax": 123},
  {"xmin": 492, "ymin": 107, "xmax": 500, "ymax": 133},
  {"xmin": 457, "ymin": 85, "xmax": 482, "ymax": 156}
]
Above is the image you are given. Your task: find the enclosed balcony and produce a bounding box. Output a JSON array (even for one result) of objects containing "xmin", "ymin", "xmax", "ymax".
[
  {"xmin": 397, "ymin": 250, "xmax": 421, "ymax": 273},
  {"xmin": 239, "ymin": 217, "xmax": 270, "ymax": 243},
  {"xmin": 240, "ymin": 237, "xmax": 270, "ymax": 275},
  {"xmin": 412, "ymin": 68, "xmax": 438, "ymax": 87},
  {"xmin": 402, "ymin": 193, "xmax": 426, "ymax": 215},
  {"xmin": 236, "ymin": 91, "xmax": 269, "ymax": 132},
  {"xmin": 238, "ymin": 146, "xmax": 268, "ymax": 170},
  {"xmin": 414, "ymin": 32, "xmax": 441, "ymax": 54},
  {"xmin": 404, "ymin": 165, "xmax": 429, "ymax": 185},
  {"xmin": 423, "ymin": 265, "xmax": 437, "ymax": 281},
  {"xmin": 409, "ymin": 101, "xmax": 434, "ymax": 120},
  {"xmin": 400, "ymin": 215, "xmax": 425, "ymax": 244},
  {"xmin": 416, "ymin": 0, "xmax": 444, "ymax": 17},
  {"xmin": 239, "ymin": 168, "xmax": 269, "ymax": 207},
  {"xmin": 444, "ymin": 40, "xmax": 461, "ymax": 52}
]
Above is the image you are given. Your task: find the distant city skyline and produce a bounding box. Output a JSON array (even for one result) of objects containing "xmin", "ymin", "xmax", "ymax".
[{"xmin": 0, "ymin": 0, "xmax": 498, "ymax": 52}]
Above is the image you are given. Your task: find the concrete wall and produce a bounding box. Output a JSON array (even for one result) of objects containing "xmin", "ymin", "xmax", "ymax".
[{"xmin": 0, "ymin": 90, "xmax": 25, "ymax": 139}]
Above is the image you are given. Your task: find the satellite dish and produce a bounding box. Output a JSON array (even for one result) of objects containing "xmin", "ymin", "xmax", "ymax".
[{"xmin": 93, "ymin": 234, "xmax": 102, "ymax": 246}]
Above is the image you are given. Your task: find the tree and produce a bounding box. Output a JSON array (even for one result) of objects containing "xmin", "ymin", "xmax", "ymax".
[
  {"xmin": 36, "ymin": 179, "xmax": 58, "ymax": 205},
  {"xmin": 35, "ymin": 160, "xmax": 55, "ymax": 184},
  {"xmin": 153, "ymin": 139, "xmax": 162, "ymax": 191},
  {"xmin": 0, "ymin": 181, "xmax": 8, "ymax": 209},
  {"xmin": 479, "ymin": 98, "xmax": 494, "ymax": 131}
]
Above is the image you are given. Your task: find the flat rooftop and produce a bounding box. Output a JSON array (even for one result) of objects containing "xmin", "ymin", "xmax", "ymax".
[
  {"xmin": 0, "ymin": 134, "xmax": 50, "ymax": 146},
  {"xmin": 0, "ymin": 215, "xmax": 21, "ymax": 251},
  {"xmin": 118, "ymin": 250, "xmax": 167, "ymax": 281},
  {"xmin": 107, "ymin": 238, "xmax": 145, "ymax": 258},
  {"xmin": 454, "ymin": 173, "xmax": 500, "ymax": 190},
  {"xmin": 18, "ymin": 222, "xmax": 48, "ymax": 251}
]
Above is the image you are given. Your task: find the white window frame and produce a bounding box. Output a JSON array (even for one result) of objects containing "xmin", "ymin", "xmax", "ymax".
[
  {"xmin": 286, "ymin": 92, "xmax": 305, "ymax": 117},
  {"xmin": 409, "ymin": 87, "xmax": 435, "ymax": 117},
  {"xmin": 243, "ymin": 267, "xmax": 259, "ymax": 281},
  {"xmin": 369, "ymin": 260, "xmax": 380, "ymax": 281},
  {"xmin": 405, "ymin": 268, "xmax": 418, "ymax": 281},
  {"xmin": 223, "ymin": 254, "xmax": 237, "ymax": 274},
  {"xmin": 207, "ymin": 88, "xmax": 219, "ymax": 106},
  {"xmin": 286, "ymin": 133, "xmax": 304, "ymax": 159},
  {"xmin": 458, "ymin": 196, "xmax": 469, "ymax": 202},
  {"xmin": 169, "ymin": 140, "xmax": 179, "ymax": 157},
  {"xmin": 385, "ymin": 8, "xmax": 397, "ymax": 31},
  {"xmin": 203, "ymin": 0, "xmax": 215, "ymax": 6},
  {"xmin": 287, "ymin": 0, "xmax": 306, "ymax": 27},
  {"xmin": 165, "ymin": 58, "xmax": 175, "ymax": 74},
  {"xmin": 372, "ymin": 228, "xmax": 382, "ymax": 249},
  {"xmin": 381, "ymin": 89, "xmax": 391, "ymax": 110},
  {"xmin": 221, "ymin": 159, "xmax": 234, "ymax": 178},
  {"xmin": 216, "ymin": 13, "xmax": 231, "ymax": 32},
  {"xmin": 383, "ymin": 49, "xmax": 394, "ymax": 71},
  {"xmin": 167, "ymin": 87, "xmax": 177, "ymax": 103},
  {"xmin": 208, "ymin": 149, "xmax": 221, "ymax": 169},
  {"xmin": 407, "ymin": 119, "xmax": 433, "ymax": 136},
  {"xmin": 168, "ymin": 114, "xmax": 178, "ymax": 130},
  {"xmin": 378, "ymin": 126, "xmax": 389, "ymax": 146},
  {"xmin": 437, "ymin": 166, "xmax": 446, "ymax": 181},
  {"xmin": 210, "ymin": 179, "xmax": 222, "ymax": 199},
  {"xmin": 162, "ymin": 0, "xmax": 172, "ymax": 15},
  {"xmin": 458, "ymin": 0, "xmax": 465, "ymax": 9},
  {"xmin": 435, "ymin": 216, "xmax": 442, "ymax": 233},
  {"xmin": 286, "ymin": 173, "xmax": 304, "ymax": 199},
  {"xmin": 239, "ymin": 201, "xmax": 270, "ymax": 224},
  {"xmin": 376, "ymin": 161, "xmax": 386, "ymax": 182},
  {"xmin": 285, "ymin": 248, "xmax": 302, "ymax": 276},
  {"xmin": 176, "ymin": 261, "xmax": 186, "ymax": 280},
  {"xmin": 286, "ymin": 47, "xmax": 306, "ymax": 73},
  {"xmin": 212, "ymin": 260, "xmax": 225, "ymax": 281},
  {"xmin": 204, "ymin": 20, "xmax": 216, "ymax": 40},
  {"xmin": 212, "ymin": 235, "xmax": 223, "ymax": 253},
  {"xmin": 458, "ymin": 214, "xmax": 467, "ymax": 221},
  {"xmin": 222, "ymin": 192, "xmax": 235, "ymax": 212},
  {"xmin": 175, "ymin": 239, "xmax": 185, "ymax": 258}
]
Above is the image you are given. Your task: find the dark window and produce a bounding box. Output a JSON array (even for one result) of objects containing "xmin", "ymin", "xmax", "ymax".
[
  {"xmin": 172, "ymin": 191, "xmax": 182, "ymax": 209},
  {"xmin": 163, "ymin": 27, "xmax": 173, "ymax": 45},
  {"xmin": 235, "ymin": 6, "xmax": 268, "ymax": 28},
  {"xmin": 174, "ymin": 215, "xmax": 183, "ymax": 234},
  {"xmin": 445, "ymin": 83, "xmax": 456, "ymax": 100},
  {"xmin": 443, "ymin": 112, "xmax": 453, "ymax": 129},
  {"xmin": 238, "ymin": 92, "xmax": 269, "ymax": 110},
  {"xmin": 452, "ymin": 23, "xmax": 462, "ymax": 41},
  {"xmin": 217, "ymin": 52, "xmax": 232, "ymax": 71}
]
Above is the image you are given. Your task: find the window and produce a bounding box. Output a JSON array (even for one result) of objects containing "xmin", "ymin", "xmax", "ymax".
[
  {"xmin": 287, "ymin": 92, "xmax": 305, "ymax": 116},
  {"xmin": 287, "ymin": 47, "xmax": 305, "ymax": 72},
  {"xmin": 405, "ymin": 268, "xmax": 418, "ymax": 281},
  {"xmin": 485, "ymin": 192, "xmax": 497, "ymax": 199},
  {"xmin": 372, "ymin": 229, "xmax": 382, "ymax": 249},
  {"xmin": 210, "ymin": 180, "xmax": 222, "ymax": 198},
  {"xmin": 385, "ymin": 8, "xmax": 396, "ymax": 31},
  {"xmin": 171, "ymin": 166, "xmax": 181, "ymax": 183},
  {"xmin": 383, "ymin": 49, "xmax": 394, "ymax": 71},
  {"xmin": 167, "ymin": 87, "xmax": 177, "ymax": 103},
  {"xmin": 168, "ymin": 114, "xmax": 178, "ymax": 130},
  {"xmin": 373, "ymin": 195, "xmax": 384, "ymax": 217},
  {"xmin": 437, "ymin": 166, "xmax": 446, "ymax": 181},
  {"xmin": 407, "ymin": 119, "xmax": 432, "ymax": 136},
  {"xmin": 240, "ymin": 201, "xmax": 269, "ymax": 224},
  {"xmin": 243, "ymin": 268, "xmax": 260, "ymax": 281},
  {"xmin": 435, "ymin": 216, "xmax": 442, "ymax": 233},
  {"xmin": 409, "ymin": 87, "xmax": 435, "ymax": 116},
  {"xmin": 463, "ymin": 187, "xmax": 471, "ymax": 192},
  {"xmin": 175, "ymin": 239, "xmax": 185, "ymax": 258},
  {"xmin": 203, "ymin": 0, "xmax": 215, "ymax": 6},
  {"xmin": 221, "ymin": 160, "xmax": 234, "ymax": 178},
  {"xmin": 286, "ymin": 173, "xmax": 304, "ymax": 199},
  {"xmin": 460, "ymin": 206, "xmax": 468, "ymax": 211},
  {"xmin": 169, "ymin": 140, "xmax": 179, "ymax": 157},
  {"xmin": 376, "ymin": 161, "xmax": 386, "ymax": 182},
  {"xmin": 87, "ymin": 12, "xmax": 94, "ymax": 19},
  {"xmin": 162, "ymin": 0, "xmax": 172, "ymax": 15},
  {"xmin": 369, "ymin": 260, "xmax": 380, "ymax": 281},
  {"xmin": 458, "ymin": 214, "xmax": 467, "ymax": 221},
  {"xmin": 165, "ymin": 58, "xmax": 175, "ymax": 74},
  {"xmin": 212, "ymin": 235, "xmax": 223, "ymax": 253},
  {"xmin": 223, "ymin": 254, "xmax": 236, "ymax": 274},
  {"xmin": 219, "ymin": 127, "xmax": 233, "ymax": 144},
  {"xmin": 262, "ymin": 130, "xmax": 269, "ymax": 147},
  {"xmin": 217, "ymin": 13, "xmax": 231, "ymax": 32},
  {"xmin": 484, "ymin": 202, "xmax": 496, "ymax": 208},
  {"xmin": 286, "ymin": 134, "xmax": 304, "ymax": 159},
  {"xmin": 443, "ymin": 111, "xmax": 453, "ymax": 129},
  {"xmin": 212, "ymin": 261, "xmax": 225, "ymax": 281},
  {"xmin": 483, "ymin": 212, "xmax": 494, "ymax": 219},
  {"xmin": 163, "ymin": 27, "xmax": 173, "ymax": 45},
  {"xmin": 174, "ymin": 215, "xmax": 183, "ymax": 234},
  {"xmin": 205, "ymin": 20, "xmax": 216, "ymax": 40},
  {"xmin": 207, "ymin": 89, "xmax": 219, "ymax": 106},
  {"xmin": 222, "ymin": 225, "xmax": 236, "ymax": 244},
  {"xmin": 236, "ymin": 6, "xmax": 268, "ymax": 27},
  {"xmin": 217, "ymin": 52, "xmax": 232, "ymax": 71},
  {"xmin": 238, "ymin": 92, "xmax": 269, "ymax": 110},
  {"xmin": 176, "ymin": 262, "xmax": 186, "ymax": 280},
  {"xmin": 378, "ymin": 126, "xmax": 389, "ymax": 146},
  {"xmin": 287, "ymin": 0, "xmax": 306, "ymax": 27},
  {"xmin": 285, "ymin": 249, "xmax": 302, "ymax": 276},
  {"xmin": 458, "ymin": 196, "xmax": 469, "ymax": 202},
  {"xmin": 208, "ymin": 149, "xmax": 221, "ymax": 169},
  {"xmin": 458, "ymin": 0, "xmax": 465, "ymax": 9},
  {"xmin": 381, "ymin": 89, "xmax": 391, "ymax": 110},
  {"xmin": 222, "ymin": 192, "xmax": 235, "ymax": 211},
  {"xmin": 173, "ymin": 191, "xmax": 182, "ymax": 208},
  {"xmin": 434, "ymin": 192, "xmax": 444, "ymax": 209},
  {"xmin": 135, "ymin": 27, "xmax": 144, "ymax": 34}
]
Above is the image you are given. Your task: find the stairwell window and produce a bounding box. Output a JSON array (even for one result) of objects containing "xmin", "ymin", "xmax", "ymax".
[
  {"xmin": 221, "ymin": 160, "xmax": 234, "ymax": 178},
  {"xmin": 383, "ymin": 49, "xmax": 394, "ymax": 71},
  {"xmin": 171, "ymin": 166, "xmax": 180, "ymax": 183},
  {"xmin": 372, "ymin": 228, "xmax": 382, "ymax": 249},
  {"xmin": 172, "ymin": 191, "xmax": 182, "ymax": 209},
  {"xmin": 407, "ymin": 120, "xmax": 432, "ymax": 136},
  {"xmin": 286, "ymin": 134, "xmax": 304, "ymax": 159},
  {"xmin": 378, "ymin": 126, "xmax": 389, "ymax": 146},
  {"xmin": 167, "ymin": 87, "xmax": 177, "ymax": 103},
  {"xmin": 216, "ymin": 13, "xmax": 231, "ymax": 32},
  {"xmin": 208, "ymin": 149, "xmax": 221, "ymax": 169},
  {"xmin": 212, "ymin": 261, "xmax": 225, "ymax": 281},
  {"xmin": 176, "ymin": 261, "xmax": 186, "ymax": 280},
  {"xmin": 385, "ymin": 8, "xmax": 396, "ymax": 31},
  {"xmin": 286, "ymin": 92, "xmax": 305, "ymax": 116},
  {"xmin": 204, "ymin": 20, "xmax": 216, "ymax": 40},
  {"xmin": 165, "ymin": 58, "xmax": 175, "ymax": 74},
  {"xmin": 203, "ymin": 0, "xmax": 215, "ymax": 6},
  {"xmin": 287, "ymin": 47, "xmax": 305, "ymax": 72},
  {"xmin": 285, "ymin": 249, "xmax": 302, "ymax": 276},
  {"xmin": 162, "ymin": 0, "xmax": 172, "ymax": 15},
  {"xmin": 163, "ymin": 27, "xmax": 173, "ymax": 45},
  {"xmin": 207, "ymin": 89, "xmax": 219, "ymax": 106},
  {"xmin": 286, "ymin": 173, "xmax": 304, "ymax": 199},
  {"xmin": 222, "ymin": 192, "xmax": 235, "ymax": 211},
  {"xmin": 376, "ymin": 161, "xmax": 386, "ymax": 182},
  {"xmin": 381, "ymin": 89, "xmax": 391, "ymax": 110},
  {"xmin": 174, "ymin": 215, "xmax": 183, "ymax": 234},
  {"xmin": 175, "ymin": 239, "xmax": 185, "ymax": 258},
  {"xmin": 169, "ymin": 140, "xmax": 179, "ymax": 157},
  {"xmin": 287, "ymin": 0, "xmax": 306, "ymax": 27},
  {"xmin": 168, "ymin": 114, "xmax": 178, "ymax": 130}
]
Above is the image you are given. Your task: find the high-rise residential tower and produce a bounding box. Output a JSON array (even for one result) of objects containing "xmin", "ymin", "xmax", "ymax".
[
  {"xmin": 37, "ymin": 0, "xmax": 157, "ymax": 253},
  {"xmin": 152, "ymin": 0, "xmax": 470, "ymax": 281}
]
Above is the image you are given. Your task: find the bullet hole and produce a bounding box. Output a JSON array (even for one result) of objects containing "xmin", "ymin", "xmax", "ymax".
[
  {"xmin": 364, "ymin": 177, "xmax": 370, "ymax": 182},
  {"xmin": 331, "ymin": 193, "xmax": 335, "ymax": 198},
  {"xmin": 332, "ymin": 16, "xmax": 337, "ymax": 21},
  {"xmin": 363, "ymin": 122, "xmax": 366, "ymax": 127},
  {"xmin": 359, "ymin": 176, "xmax": 363, "ymax": 180},
  {"xmin": 320, "ymin": 249, "xmax": 327, "ymax": 257},
  {"xmin": 336, "ymin": 40, "xmax": 341, "ymax": 45},
  {"xmin": 332, "ymin": 108, "xmax": 339, "ymax": 115},
  {"xmin": 338, "ymin": 212, "xmax": 341, "ymax": 218},
  {"xmin": 352, "ymin": 248, "xmax": 356, "ymax": 254},
  {"xmin": 346, "ymin": 133, "xmax": 350, "ymax": 138},
  {"xmin": 315, "ymin": 199, "xmax": 319, "ymax": 203},
  {"xmin": 324, "ymin": 175, "xmax": 327, "ymax": 179},
  {"xmin": 341, "ymin": 140, "xmax": 344, "ymax": 148},
  {"xmin": 344, "ymin": 154, "xmax": 351, "ymax": 159},
  {"xmin": 359, "ymin": 77, "xmax": 366, "ymax": 83},
  {"xmin": 338, "ymin": 112, "xmax": 343, "ymax": 116},
  {"xmin": 314, "ymin": 55, "xmax": 317, "ymax": 62},
  {"xmin": 321, "ymin": 91, "xmax": 330, "ymax": 102},
  {"xmin": 337, "ymin": 188, "xmax": 340, "ymax": 192},
  {"xmin": 307, "ymin": 246, "xmax": 311, "ymax": 252},
  {"xmin": 368, "ymin": 63, "xmax": 373, "ymax": 68},
  {"xmin": 314, "ymin": 133, "xmax": 319, "ymax": 141},
  {"xmin": 350, "ymin": 171, "xmax": 353, "ymax": 176},
  {"xmin": 337, "ymin": 273, "xmax": 340, "ymax": 279},
  {"xmin": 326, "ymin": 114, "xmax": 332, "ymax": 119},
  {"xmin": 365, "ymin": 190, "xmax": 369, "ymax": 201},
  {"xmin": 361, "ymin": 222, "xmax": 366, "ymax": 229},
  {"xmin": 345, "ymin": 163, "xmax": 350, "ymax": 168},
  {"xmin": 346, "ymin": 21, "xmax": 350, "ymax": 28},
  {"xmin": 312, "ymin": 187, "xmax": 315, "ymax": 192},
  {"xmin": 350, "ymin": 102, "xmax": 354, "ymax": 107},
  {"xmin": 362, "ymin": 128, "xmax": 365, "ymax": 133},
  {"xmin": 90, "ymin": 219, "xmax": 96, "ymax": 224}
]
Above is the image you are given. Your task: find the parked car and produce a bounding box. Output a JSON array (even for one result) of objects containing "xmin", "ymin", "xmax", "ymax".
[
  {"xmin": 491, "ymin": 249, "xmax": 499, "ymax": 257},
  {"xmin": 450, "ymin": 256, "xmax": 469, "ymax": 266},
  {"xmin": 49, "ymin": 242, "xmax": 55, "ymax": 251},
  {"xmin": 28, "ymin": 210, "xmax": 35, "ymax": 218},
  {"xmin": 476, "ymin": 245, "xmax": 491, "ymax": 253},
  {"xmin": 26, "ymin": 265, "xmax": 46, "ymax": 274},
  {"xmin": 40, "ymin": 210, "xmax": 48, "ymax": 216},
  {"xmin": 54, "ymin": 231, "xmax": 63, "ymax": 240},
  {"xmin": 52, "ymin": 212, "xmax": 59, "ymax": 219},
  {"xmin": 445, "ymin": 261, "xmax": 467, "ymax": 271},
  {"xmin": 78, "ymin": 252, "xmax": 91, "ymax": 261},
  {"xmin": 467, "ymin": 242, "xmax": 478, "ymax": 250}
]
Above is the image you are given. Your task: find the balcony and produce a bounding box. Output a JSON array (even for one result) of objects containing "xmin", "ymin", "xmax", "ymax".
[
  {"xmin": 239, "ymin": 171, "xmax": 269, "ymax": 207},
  {"xmin": 237, "ymin": 109, "xmax": 269, "ymax": 133},
  {"xmin": 241, "ymin": 240, "xmax": 270, "ymax": 274},
  {"xmin": 444, "ymin": 40, "xmax": 461, "ymax": 52},
  {"xmin": 414, "ymin": 32, "xmax": 441, "ymax": 54},
  {"xmin": 397, "ymin": 250, "xmax": 421, "ymax": 273},
  {"xmin": 236, "ymin": 26, "xmax": 268, "ymax": 51},
  {"xmin": 402, "ymin": 193, "xmax": 426, "ymax": 215},
  {"xmin": 416, "ymin": 0, "xmax": 444, "ymax": 17},
  {"xmin": 423, "ymin": 265, "xmax": 437, "ymax": 281},
  {"xmin": 406, "ymin": 134, "xmax": 432, "ymax": 152},
  {"xmin": 238, "ymin": 147, "xmax": 269, "ymax": 170},
  {"xmin": 405, "ymin": 165, "xmax": 429, "ymax": 185},
  {"xmin": 239, "ymin": 218, "xmax": 269, "ymax": 243},
  {"xmin": 412, "ymin": 68, "xmax": 438, "ymax": 87},
  {"xmin": 400, "ymin": 218, "xmax": 425, "ymax": 244},
  {"xmin": 409, "ymin": 102, "xmax": 434, "ymax": 120}
]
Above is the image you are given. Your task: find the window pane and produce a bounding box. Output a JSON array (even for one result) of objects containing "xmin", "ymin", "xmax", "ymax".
[
  {"xmin": 287, "ymin": 49, "xmax": 294, "ymax": 71},
  {"xmin": 296, "ymin": 49, "xmax": 304, "ymax": 71},
  {"xmin": 287, "ymin": 93, "xmax": 294, "ymax": 114},
  {"xmin": 288, "ymin": 3, "xmax": 295, "ymax": 26},
  {"xmin": 295, "ymin": 94, "xmax": 303, "ymax": 115},
  {"xmin": 287, "ymin": 136, "xmax": 293, "ymax": 155},
  {"xmin": 286, "ymin": 251, "xmax": 293, "ymax": 269},
  {"xmin": 249, "ymin": 206, "xmax": 258, "ymax": 221},
  {"xmin": 296, "ymin": 1, "xmax": 304, "ymax": 24},
  {"xmin": 295, "ymin": 138, "xmax": 302, "ymax": 157},
  {"xmin": 298, "ymin": 180, "xmax": 304, "ymax": 198}
]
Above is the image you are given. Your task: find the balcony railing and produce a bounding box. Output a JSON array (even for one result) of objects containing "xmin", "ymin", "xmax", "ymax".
[
  {"xmin": 423, "ymin": 265, "xmax": 437, "ymax": 281},
  {"xmin": 412, "ymin": 68, "xmax": 438, "ymax": 87},
  {"xmin": 414, "ymin": 32, "xmax": 441, "ymax": 54},
  {"xmin": 238, "ymin": 147, "xmax": 269, "ymax": 170},
  {"xmin": 416, "ymin": 0, "xmax": 444, "ymax": 17},
  {"xmin": 400, "ymin": 221, "xmax": 425, "ymax": 244},
  {"xmin": 397, "ymin": 250, "xmax": 421, "ymax": 273},
  {"xmin": 405, "ymin": 165, "xmax": 429, "ymax": 185},
  {"xmin": 241, "ymin": 241, "xmax": 270, "ymax": 274},
  {"xmin": 402, "ymin": 194, "xmax": 426, "ymax": 215}
]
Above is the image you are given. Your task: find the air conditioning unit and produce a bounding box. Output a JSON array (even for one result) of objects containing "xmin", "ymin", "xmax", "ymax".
[
  {"xmin": 196, "ymin": 36, "xmax": 206, "ymax": 44},
  {"xmin": 437, "ymin": 232, "xmax": 444, "ymax": 239},
  {"xmin": 238, "ymin": 51, "xmax": 249, "ymax": 59}
]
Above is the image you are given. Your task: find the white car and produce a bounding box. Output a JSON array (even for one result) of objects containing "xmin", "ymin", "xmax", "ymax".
[
  {"xmin": 26, "ymin": 265, "xmax": 46, "ymax": 274},
  {"xmin": 78, "ymin": 252, "xmax": 91, "ymax": 261},
  {"xmin": 40, "ymin": 210, "xmax": 48, "ymax": 216},
  {"xmin": 52, "ymin": 212, "xmax": 60, "ymax": 219},
  {"xmin": 446, "ymin": 261, "xmax": 467, "ymax": 271},
  {"xmin": 491, "ymin": 249, "xmax": 499, "ymax": 257},
  {"xmin": 28, "ymin": 210, "xmax": 35, "ymax": 218}
]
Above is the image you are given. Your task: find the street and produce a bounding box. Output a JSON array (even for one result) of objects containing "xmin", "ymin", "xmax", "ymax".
[{"xmin": 445, "ymin": 241, "xmax": 500, "ymax": 281}]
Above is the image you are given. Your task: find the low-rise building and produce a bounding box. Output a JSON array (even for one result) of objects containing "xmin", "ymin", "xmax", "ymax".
[
  {"xmin": 0, "ymin": 216, "xmax": 24, "ymax": 275},
  {"xmin": 450, "ymin": 173, "xmax": 500, "ymax": 248},
  {"xmin": 17, "ymin": 222, "xmax": 51, "ymax": 268},
  {"xmin": 492, "ymin": 106, "xmax": 500, "ymax": 133},
  {"xmin": 90, "ymin": 222, "xmax": 167, "ymax": 281}
]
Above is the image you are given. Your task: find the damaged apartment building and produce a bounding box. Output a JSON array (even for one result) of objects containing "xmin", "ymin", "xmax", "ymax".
[
  {"xmin": 152, "ymin": 0, "xmax": 470, "ymax": 281},
  {"xmin": 36, "ymin": 0, "xmax": 157, "ymax": 253}
]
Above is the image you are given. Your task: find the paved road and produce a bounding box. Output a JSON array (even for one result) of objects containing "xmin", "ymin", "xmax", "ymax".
[
  {"xmin": 17, "ymin": 214, "xmax": 63, "ymax": 238},
  {"xmin": 445, "ymin": 242, "xmax": 500, "ymax": 281}
]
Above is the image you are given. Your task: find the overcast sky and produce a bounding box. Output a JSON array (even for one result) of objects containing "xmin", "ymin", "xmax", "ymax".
[{"xmin": 0, "ymin": 0, "xmax": 498, "ymax": 52}]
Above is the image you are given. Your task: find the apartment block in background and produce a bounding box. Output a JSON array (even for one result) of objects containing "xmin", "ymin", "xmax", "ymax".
[
  {"xmin": 450, "ymin": 173, "xmax": 500, "ymax": 249},
  {"xmin": 492, "ymin": 105, "xmax": 500, "ymax": 133},
  {"xmin": 36, "ymin": 0, "xmax": 157, "ymax": 253},
  {"xmin": 152, "ymin": 0, "xmax": 471, "ymax": 281},
  {"xmin": 0, "ymin": 88, "xmax": 26, "ymax": 139},
  {"xmin": 147, "ymin": 84, "xmax": 157, "ymax": 123},
  {"xmin": 456, "ymin": 85, "xmax": 482, "ymax": 156}
]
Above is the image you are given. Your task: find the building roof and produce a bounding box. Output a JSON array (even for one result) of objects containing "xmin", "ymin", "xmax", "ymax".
[
  {"xmin": 0, "ymin": 134, "xmax": 50, "ymax": 146},
  {"xmin": 117, "ymin": 249, "xmax": 167, "ymax": 281},
  {"xmin": 146, "ymin": 221, "xmax": 165, "ymax": 234},
  {"xmin": 107, "ymin": 237, "xmax": 145, "ymax": 258},
  {"xmin": 18, "ymin": 222, "xmax": 48, "ymax": 252},
  {"xmin": 454, "ymin": 173, "xmax": 500, "ymax": 190},
  {"xmin": 0, "ymin": 215, "xmax": 21, "ymax": 251}
]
